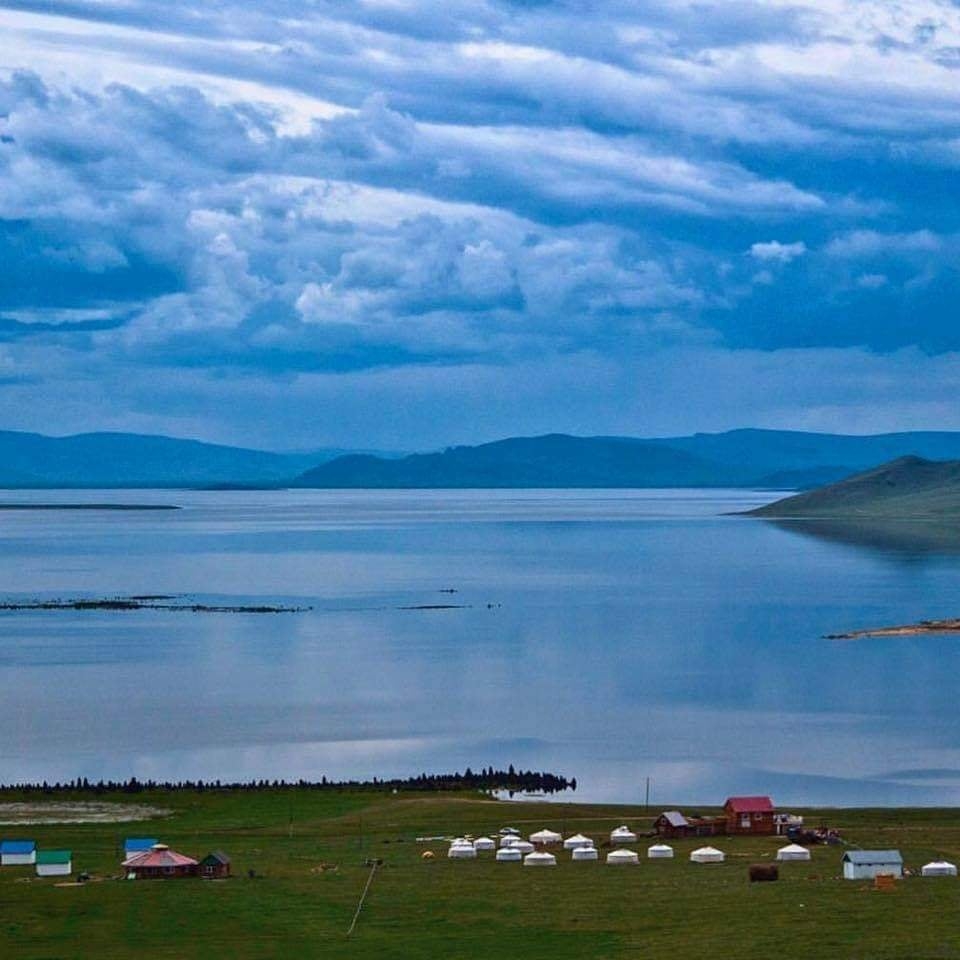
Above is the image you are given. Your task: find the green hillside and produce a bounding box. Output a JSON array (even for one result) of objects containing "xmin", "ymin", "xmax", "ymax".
[
  {"xmin": 746, "ymin": 456, "xmax": 960, "ymax": 518},
  {"xmin": 3, "ymin": 788, "xmax": 960, "ymax": 960}
]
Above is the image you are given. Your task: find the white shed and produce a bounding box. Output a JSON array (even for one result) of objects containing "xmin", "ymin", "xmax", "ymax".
[
  {"xmin": 610, "ymin": 826, "xmax": 637, "ymax": 844},
  {"xmin": 496, "ymin": 847, "xmax": 522, "ymax": 862},
  {"xmin": 473, "ymin": 837, "xmax": 496, "ymax": 851},
  {"xmin": 842, "ymin": 850, "xmax": 903, "ymax": 880},
  {"xmin": 690, "ymin": 846, "xmax": 725, "ymax": 863},
  {"xmin": 776, "ymin": 843, "xmax": 811, "ymax": 862},
  {"xmin": 529, "ymin": 829, "xmax": 562, "ymax": 845},
  {"xmin": 921, "ymin": 860, "xmax": 957, "ymax": 877},
  {"xmin": 563, "ymin": 833, "xmax": 593, "ymax": 850},
  {"xmin": 572, "ymin": 846, "xmax": 599, "ymax": 861},
  {"xmin": 0, "ymin": 840, "xmax": 36, "ymax": 866},
  {"xmin": 523, "ymin": 851, "xmax": 557, "ymax": 867},
  {"xmin": 647, "ymin": 844, "xmax": 674, "ymax": 859},
  {"xmin": 606, "ymin": 848, "xmax": 639, "ymax": 865},
  {"xmin": 36, "ymin": 850, "xmax": 72, "ymax": 877}
]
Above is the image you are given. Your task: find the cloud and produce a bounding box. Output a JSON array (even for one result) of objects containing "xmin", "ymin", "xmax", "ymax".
[
  {"xmin": 749, "ymin": 240, "xmax": 807, "ymax": 263},
  {"xmin": 1, "ymin": 2, "xmax": 960, "ymax": 443}
]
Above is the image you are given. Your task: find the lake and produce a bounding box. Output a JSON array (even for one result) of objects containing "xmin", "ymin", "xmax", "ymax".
[{"xmin": 2, "ymin": 487, "xmax": 960, "ymax": 806}]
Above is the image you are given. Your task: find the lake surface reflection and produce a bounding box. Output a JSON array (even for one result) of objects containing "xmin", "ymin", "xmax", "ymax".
[{"xmin": 3, "ymin": 488, "xmax": 960, "ymax": 805}]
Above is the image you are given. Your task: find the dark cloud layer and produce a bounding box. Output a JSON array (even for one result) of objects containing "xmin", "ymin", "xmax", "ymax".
[{"xmin": 0, "ymin": 1, "xmax": 959, "ymax": 445}]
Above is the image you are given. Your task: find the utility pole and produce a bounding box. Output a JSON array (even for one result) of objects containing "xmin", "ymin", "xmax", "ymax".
[{"xmin": 645, "ymin": 777, "xmax": 650, "ymax": 810}]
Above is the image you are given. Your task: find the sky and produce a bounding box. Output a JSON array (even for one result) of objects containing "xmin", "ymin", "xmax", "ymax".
[{"xmin": 1, "ymin": 1, "xmax": 960, "ymax": 450}]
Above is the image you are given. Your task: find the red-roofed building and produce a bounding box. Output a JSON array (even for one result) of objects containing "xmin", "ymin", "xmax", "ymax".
[
  {"xmin": 122, "ymin": 843, "xmax": 198, "ymax": 879},
  {"xmin": 724, "ymin": 796, "xmax": 775, "ymax": 835}
]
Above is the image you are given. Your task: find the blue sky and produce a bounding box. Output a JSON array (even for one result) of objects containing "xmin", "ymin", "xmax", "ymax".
[{"xmin": 1, "ymin": 1, "xmax": 959, "ymax": 449}]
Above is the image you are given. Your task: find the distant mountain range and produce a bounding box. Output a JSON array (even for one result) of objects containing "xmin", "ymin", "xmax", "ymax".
[
  {"xmin": 0, "ymin": 431, "xmax": 384, "ymax": 488},
  {"xmin": 293, "ymin": 429, "xmax": 960, "ymax": 490},
  {"xmin": 745, "ymin": 456, "xmax": 960, "ymax": 519},
  {"xmin": 8, "ymin": 427, "xmax": 960, "ymax": 489}
]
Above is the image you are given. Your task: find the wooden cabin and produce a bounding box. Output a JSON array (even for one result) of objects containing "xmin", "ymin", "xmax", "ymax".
[
  {"xmin": 199, "ymin": 851, "xmax": 231, "ymax": 879},
  {"xmin": 723, "ymin": 796, "xmax": 775, "ymax": 835},
  {"xmin": 654, "ymin": 811, "xmax": 693, "ymax": 838}
]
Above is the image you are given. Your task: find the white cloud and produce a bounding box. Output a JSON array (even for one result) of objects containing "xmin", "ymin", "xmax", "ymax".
[{"xmin": 750, "ymin": 240, "xmax": 807, "ymax": 263}]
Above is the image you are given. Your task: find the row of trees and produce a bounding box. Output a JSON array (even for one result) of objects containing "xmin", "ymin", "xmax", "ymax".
[{"xmin": 0, "ymin": 767, "xmax": 575, "ymax": 795}]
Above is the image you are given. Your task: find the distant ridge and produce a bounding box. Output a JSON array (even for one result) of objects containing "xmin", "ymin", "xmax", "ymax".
[
  {"xmin": 293, "ymin": 430, "xmax": 960, "ymax": 490},
  {"xmin": 10, "ymin": 427, "xmax": 960, "ymax": 489},
  {"xmin": 0, "ymin": 431, "xmax": 380, "ymax": 488},
  {"xmin": 293, "ymin": 434, "xmax": 743, "ymax": 489},
  {"xmin": 744, "ymin": 456, "xmax": 960, "ymax": 518}
]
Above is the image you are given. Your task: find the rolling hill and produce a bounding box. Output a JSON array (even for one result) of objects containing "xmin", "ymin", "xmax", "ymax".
[
  {"xmin": 0, "ymin": 431, "xmax": 345, "ymax": 488},
  {"xmin": 294, "ymin": 430, "xmax": 960, "ymax": 490},
  {"xmin": 744, "ymin": 456, "xmax": 960, "ymax": 518},
  {"xmin": 293, "ymin": 434, "xmax": 744, "ymax": 489}
]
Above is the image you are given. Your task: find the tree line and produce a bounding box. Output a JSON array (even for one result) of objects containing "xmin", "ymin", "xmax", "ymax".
[{"xmin": 0, "ymin": 766, "xmax": 575, "ymax": 796}]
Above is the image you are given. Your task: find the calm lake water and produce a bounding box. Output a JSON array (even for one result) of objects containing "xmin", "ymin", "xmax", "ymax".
[{"xmin": 3, "ymin": 487, "xmax": 960, "ymax": 806}]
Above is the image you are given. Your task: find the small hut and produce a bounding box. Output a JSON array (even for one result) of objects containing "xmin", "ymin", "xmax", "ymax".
[
  {"xmin": 606, "ymin": 849, "xmax": 639, "ymax": 865},
  {"xmin": 123, "ymin": 843, "xmax": 198, "ymax": 879},
  {"xmin": 199, "ymin": 851, "xmax": 231, "ymax": 878},
  {"xmin": 572, "ymin": 846, "xmax": 598, "ymax": 861},
  {"xmin": 36, "ymin": 850, "xmax": 72, "ymax": 877},
  {"xmin": 647, "ymin": 844, "xmax": 674, "ymax": 859},
  {"xmin": 841, "ymin": 850, "xmax": 903, "ymax": 880},
  {"xmin": 473, "ymin": 837, "xmax": 496, "ymax": 852},
  {"xmin": 496, "ymin": 847, "xmax": 522, "ymax": 862},
  {"xmin": 921, "ymin": 861, "xmax": 958, "ymax": 877},
  {"xmin": 776, "ymin": 843, "xmax": 811, "ymax": 862},
  {"xmin": 724, "ymin": 797, "xmax": 775, "ymax": 835},
  {"xmin": 610, "ymin": 826, "xmax": 637, "ymax": 845},
  {"xmin": 654, "ymin": 811, "xmax": 692, "ymax": 839},
  {"xmin": 690, "ymin": 846, "xmax": 725, "ymax": 863},
  {"xmin": 563, "ymin": 833, "xmax": 593, "ymax": 850},
  {"xmin": 0, "ymin": 840, "xmax": 36, "ymax": 866},
  {"xmin": 523, "ymin": 851, "xmax": 556, "ymax": 867},
  {"xmin": 529, "ymin": 829, "xmax": 562, "ymax": 846}
]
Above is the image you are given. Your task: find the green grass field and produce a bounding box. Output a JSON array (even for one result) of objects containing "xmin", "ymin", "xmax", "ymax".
[{"xmin": 2, "ymin": 789, "xmax": 960, "ymax": 959}]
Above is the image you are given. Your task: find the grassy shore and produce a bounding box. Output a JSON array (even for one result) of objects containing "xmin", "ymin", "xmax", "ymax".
[{"xmin": 2, "ymin": 789, "xmax": 960, "ymax": 959}]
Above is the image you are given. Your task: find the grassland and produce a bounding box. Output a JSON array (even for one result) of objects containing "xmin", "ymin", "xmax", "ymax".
[{"xmin": 2, "ymin": 789, "xmax": 960, "ymax": 959}]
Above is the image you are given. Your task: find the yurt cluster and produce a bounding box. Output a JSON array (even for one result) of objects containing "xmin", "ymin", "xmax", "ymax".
[
  {"xmin": 441, "ymin": 825, "xmax": 667, "ymax": 866},
  {"xmin": 0, "ymin": 837, "xmax": 230, "ymax": 881},
  {"xmin": 438, "ymin": 824, "xmax": 810, "ymax": 868},
  {"xmin": 438, "ymin": 828, "xmax": 958, "ymax": 880}
]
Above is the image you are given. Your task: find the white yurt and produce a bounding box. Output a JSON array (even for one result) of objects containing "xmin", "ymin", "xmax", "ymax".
[
  {"xmin": 606, "ymin": 848, "xmax": 639, "ymax": 865},
  {"xmin": 473, "ymin": 837, "xmax": 496, "ymax": 852},
  {"xmin": 499, "ymin": 835, "xmax": 520, "ymax": 847},
  {"xmin": 496, "ymin": 847, "xmax": 522, "ymax": 862},
  {"xmin": 572, "ymin": 846, "xmax": 599, "ymax": 861},
  {"xmin": 921, "ymin": 860, "xmax": 958, "ymax": 877},
  {"xmin": 448, "ymin": 842, "xmax": 477, "ymax": 859},
  {"xmin": 530, "ymin": 829, "xmax": 562, "ymax": 845},
  {"xmin": 524, "ymin": 851, "xmax": 557, "ymax": 867},
  {"xmin": 647, "ymin": 844, "xmax": 674, "ymax": 859},
  {"xmin": 610, "ymin": 826, "xmax": 637, "ymax": 844},
  {"xmin": 512, "ymin": 840, "xmax": 535, "ymax": 854},
  {"xmin": 776, "ymin": 843, "xmax": 811, "ymax": 862},
  {"xmin": 499, "ymin": 827, "xmax": 520, "ymax": 836},
  {"xmin": 690, "ymin": 846, "xmax": 725, "ymax": 863},
  {"xmin": 563, "ymin": 833, "xmax": 593, "ymax": 850}
]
